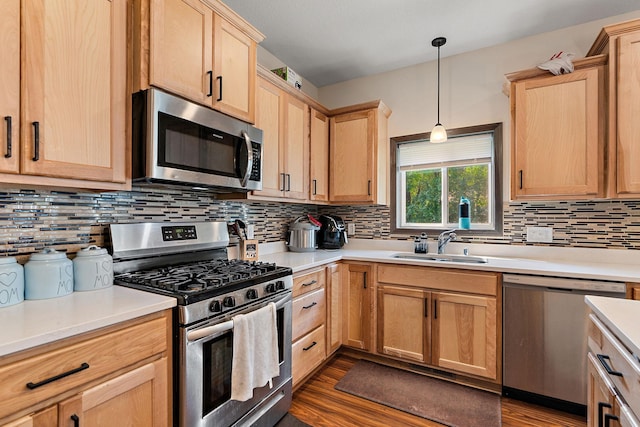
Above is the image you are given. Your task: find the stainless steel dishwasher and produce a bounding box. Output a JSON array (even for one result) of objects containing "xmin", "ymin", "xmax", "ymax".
[{"xmin": 502, "ymin": 274, "xmax": 626, "ymax": 415}]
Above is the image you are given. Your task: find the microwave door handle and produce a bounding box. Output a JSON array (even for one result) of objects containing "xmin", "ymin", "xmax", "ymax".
[
  {"xmin": 186, "ymin": 296, "xmax": 289, "ymax": 342},
  {"xmin": 240, "ymin": 131, "xmax": 253, "ymax": 187}
]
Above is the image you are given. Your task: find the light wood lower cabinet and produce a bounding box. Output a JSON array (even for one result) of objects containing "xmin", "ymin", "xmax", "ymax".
[
  {"xmin": 326, "ymin": 263, "xmax": 343, "ymax": 355},
  {"xmin": 343, "ymin": 262, "xmax": 373, "ymax": 351},
  {"xmin": 376, "ymin": 264, "xmax": 500, "ymax": 382},
  {"xmin": 0, "ymin": 311, "xmax": 171, "ymax": 426}
]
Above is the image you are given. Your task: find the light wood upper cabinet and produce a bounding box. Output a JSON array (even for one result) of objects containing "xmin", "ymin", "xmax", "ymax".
[
  {"xmin": 507, "ymin": 57, "xmax": 606, "ymax": 200},
  {"xmin": 145, "ymin": 0, "xmax": 262, "ymax": 123},
  {"xmin": 0, "ymin": 0, "xmax": 129, "ymax": 191},
  {"xmin": 309, "ymin": 108, "xmax": 329, "ymax": 202},
  {"xmin": 252, "ymin": 77, "xmax": 309, "ymax": 200},
  {"xmin": 0, "ymin": 0, "xmax": 20, "ymax": 175},
  {"xmin": 329, "ymin": 101, "xmax": 391, "ymax": 205}
]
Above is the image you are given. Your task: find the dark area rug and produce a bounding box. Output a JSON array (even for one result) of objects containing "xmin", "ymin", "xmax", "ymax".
[
  {"xmin": 334, "ymin": 360, "xmax": 501, "ymax": 427},
  {"xmin": 274, "ymin": 413, "xmax": 311, "ymax": 427}
]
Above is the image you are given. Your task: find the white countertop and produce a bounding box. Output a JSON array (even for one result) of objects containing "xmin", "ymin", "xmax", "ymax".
[
  {"xmin": 0, "ymin": 286, "xmax": 176, "ymax": 357},
  {"xmin": 586, "ymin": 296, "xmax": 640, "ymax": 358},
  {"xmin": 259, "ymin": 241, "xmax": 640, "ymax": 283}
]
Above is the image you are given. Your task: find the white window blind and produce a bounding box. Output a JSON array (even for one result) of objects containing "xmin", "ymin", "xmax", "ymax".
[{"xmin": 397, "ymin": 133, "xmax": 493, "ymax": 169}]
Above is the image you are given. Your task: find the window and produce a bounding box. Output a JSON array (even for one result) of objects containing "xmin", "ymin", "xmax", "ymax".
[{"xmin": 391, "ymin": 123, "xmax": 503, "ymax": 235}]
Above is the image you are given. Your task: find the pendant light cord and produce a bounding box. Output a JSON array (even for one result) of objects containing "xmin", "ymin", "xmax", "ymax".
[{"xmin": 436, "ymin": 44, "xmax": 441, "ymax": 125}]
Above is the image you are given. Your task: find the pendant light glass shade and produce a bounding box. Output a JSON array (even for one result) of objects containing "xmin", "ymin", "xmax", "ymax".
[{"xmin": 430, "ymin": 37, "xmax": 447, "ymax": 143}]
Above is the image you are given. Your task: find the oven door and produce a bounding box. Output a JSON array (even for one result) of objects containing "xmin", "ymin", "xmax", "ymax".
[{"xmin": 179, "ymin": 292, "xmax": 292, "ymax": 427}]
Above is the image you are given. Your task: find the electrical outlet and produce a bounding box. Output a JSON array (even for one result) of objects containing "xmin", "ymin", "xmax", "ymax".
[
  {"xmin": 246, "ymin": 224, "xmax": 255, "ymax": 239},
  {"xmin": 347, "ymin": 223, "xmax": 356, "ymax": 235},
  {"xmin": 526, "ymin": 226, "xmax": 553, "ymax": 243}
]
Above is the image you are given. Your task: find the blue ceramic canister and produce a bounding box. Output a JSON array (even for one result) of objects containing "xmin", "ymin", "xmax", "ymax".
[
  {"xmin": 0, "ymin": 257, "xmax": 24, "ymax": 308},
  {"xmin": 24, "ymin": 248, "xmax": 74, "ymax": 300},
  {"xmin": 73, "ymin": 245, "xmax": 113, "ymax": 291}
]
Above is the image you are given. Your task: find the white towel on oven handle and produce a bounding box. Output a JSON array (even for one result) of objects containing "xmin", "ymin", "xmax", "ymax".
[{"xmin": 230, "ymin": 302, "xmax": 280, "ymax": 402}]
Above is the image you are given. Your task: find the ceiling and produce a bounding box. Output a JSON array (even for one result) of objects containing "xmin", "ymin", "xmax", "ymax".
[{"xmin": 224, "ymin": 0, "xmax": 639, "ymax": 87}]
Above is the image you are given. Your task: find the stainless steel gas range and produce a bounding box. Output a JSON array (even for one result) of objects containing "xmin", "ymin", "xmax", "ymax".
[{"xmin": 109, "ymin": 221, "xmax": 293, "ymax": 427}]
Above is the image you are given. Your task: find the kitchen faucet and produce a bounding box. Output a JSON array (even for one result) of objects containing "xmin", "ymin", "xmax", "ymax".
[{"xmin": 437, "ymin": 229, "xmax": 457, "ymax": 254}]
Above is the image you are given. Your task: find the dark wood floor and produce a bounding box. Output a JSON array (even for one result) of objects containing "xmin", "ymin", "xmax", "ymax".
[{"xmin": 289, "ymin": 354, "xmax": 587, "ymax": 427}]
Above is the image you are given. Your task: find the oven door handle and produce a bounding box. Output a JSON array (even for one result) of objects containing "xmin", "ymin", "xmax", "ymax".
[{"xmin": 186, "ymin": 296, "xmax": 289, "ymax": 342}]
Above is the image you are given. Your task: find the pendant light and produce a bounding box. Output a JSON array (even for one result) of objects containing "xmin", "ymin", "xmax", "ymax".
[{"xmin": 430, "ymin": 36, "xmax": 447, "ymax": 143}]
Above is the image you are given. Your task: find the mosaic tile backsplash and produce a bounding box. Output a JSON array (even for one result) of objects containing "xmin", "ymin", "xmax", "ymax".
[{"xmin": 1, "ymin": 186, "xmax": 639, "ymax": 262}]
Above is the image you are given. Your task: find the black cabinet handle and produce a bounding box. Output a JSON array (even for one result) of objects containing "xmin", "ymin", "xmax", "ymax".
[
  {"xmin": 367, "ymin": 180, "xmax": 371, "ymax": 196},
  {"xmin": 597, "ymin": 354, "xmax": 624, "ymax": 377},
  {"xmin": 363, "ymin": 272, "xmax": 367, "ymax": 289},
  {"xmin": 434, "ymin": 299, "xmax": 438, "ymax": 319},
  {"xmin": 518, "ymin": 170, "xmax": 523, "ymax": 189},
  {"xmin": 286, "ymin": 174, "xmax": 291, "ymax": 191},
  {"xmin": 303, "ymin": 341, "xmax": 317, "ymax": 351},
  {"xmin": 4, "ymin": 116, "xmax": 11, "ymax": 158},
  {"xmin": 598, "ymin": 402, "xmax": 612, "ymax": 427},
  {"xmin": 604, "ymin": 414, "xmax": 619, "ymax": 427},
  {"xmin": 280, "ymin": 173, "xmax": 285, "ymax": 191},
  {"xmin": 302, "ymin": 280, "xmax": 317, "ymax": 287},
  {"xmin": 312, "ymin": 179, "xmax": 317, "ymax": 195},
  {"xmin": 302, "ymin": 301, "xmax": 317, "ymax": 310},
  {"xmin": 216, "ymin": 76, "xmax": 223, "ymax": 101},
  {"xmin": 26, "ymin": 362, "xmax": 90, "ymax": 389},
  {"xmin": 71, "ymin": 414, "xmax": 80, "ymax": 427},
  {"xmin": 424, "ymin": 298, "xmax": 428, "ymax": 318},
  {"xmin": 206, "ymin": 71, "xmax": 213, "ymax": 97},
  {"xmin": 32, "ymin": 121, "xmax": 40, "ymax": 161}
]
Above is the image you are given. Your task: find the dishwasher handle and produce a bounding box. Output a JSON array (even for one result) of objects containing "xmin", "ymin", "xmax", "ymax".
[{"xmin": 502, "ymin": 274, "xmax": 626, "ymax": 294}]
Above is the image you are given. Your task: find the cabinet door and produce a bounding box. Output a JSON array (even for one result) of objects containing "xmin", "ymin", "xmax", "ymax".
[
  {"xmin": 432, "ymin": 292, "xmax": 497, "ymax": 380},
  {"xmin": 330, "ymin": 110, "xmax": 375, "ymax": 203},
  {"xmin": 21, "ymin": 0, "xmax": 127, "ymax": 183},
  {"xmin": 253, "ymin": 78, "xmax": 285, "ymax": 197},
  {"xmin": 616, "ymin": 32, "xmax": 640, "ymax": 195},
  {"xmin": 150, "ymin": 0, "xmax": 213, "ymax": 105},
  {"xmin": 309, "ymin": 109, "xmax": 329, "ymax": 202},
  {"xmin": 2, "ymin": 406, "xmax": 57, "ymax": 427},
  {"xmin": 512, "ymin": 67, "xmax": 604, "ymax": 199},
  {"xmin": 326, "ymin": 263, "xmax": 342, "ymax": 355},
  {"xmin": 0, "ymin": 0, "xmax": 20, "ymax": 174},
  {"xmin": 587, "ymin": 353, "xmax": 616, "ymax": 427},
  {"xmin": 283, "ymin": 95, "xmax": 309, "ymax": 200},
  {"xmin": 58, "ymin": 358, "xmax": 168, "ymax": 427},
  {"xmin": 377, "ymin": 286, "xmax": 430, "ymax": 363},
  {"xmin": 343, "ymin": 263, "xmax": 372, "ymax": 351},
  {"xmin": 212, "ymin": 14, "xmax": 256, "ymax": 123}
]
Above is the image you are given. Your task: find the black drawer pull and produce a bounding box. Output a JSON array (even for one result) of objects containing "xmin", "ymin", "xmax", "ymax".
[
  {"xmin": 303, "ymin": 341, "xmax": 317, "ymax": 351},
  {"xmin": 597, "ymin": 354, "xmax": 623, "ymax": 377},
  {"xmin": 206, "ymin": 71, "xmax": 213, "ymax": 97},
  {"xmin": 4, "ymin": 116, "xmax": 11, "ymax": 158},
  {"xmin": 598, "ymin": 402, "xmax": 612, "ymax": 427},
  {"xmin": 71, "ymin": 414, "xmax": 80, "ymax": 427},
  {"xmin": 301, "ymin": 280, "xmax": 317, "ymax": 287},
  {"xmin": 26, "ymin": 362, "xmax": 90, "ymax": 389},
  {"xmin": 216, "ymin": 75, "xmax": 223, "ymax": 101},
  {"xmin": 604, "ymin": 414, "xmax": 619, "ymax": 427},
  {"xmin": 302, "ymin": 301, "xmax": 317, "ymax": 310}
]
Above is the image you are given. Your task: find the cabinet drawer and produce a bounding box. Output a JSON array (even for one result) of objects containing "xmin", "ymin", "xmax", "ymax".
[
  {"xmin": 589, "ymin": 314, "xmax": 640, "ymax": 416},
  {"xmin": 378, "ymin": 264, "xmax": 498, "ymax": 296},
  {"xmin": 292, "ymin": 325, "xmax": 326, "ymax": 387},
  {"xmin": 0, "ymin": 316, "xmax": 167, "ymax": 419},
  {"xmin": 293, "ymin": 269, "xmax": 325, "ymax": 297},
  {"xmin": 292, "ymin": 288, "xmax": 326, "ymax": 342}
]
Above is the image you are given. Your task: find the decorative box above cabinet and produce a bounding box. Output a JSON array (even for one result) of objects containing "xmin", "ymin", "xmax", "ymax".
[
  {"xmin": 588, "ymin": 18, "xmax": 640, "ymax": 198},
  {"xmin": 506, "ymin": 55, "xmax": 606, "ymax": 200},
  {"xmin": 0, "ymin": 0, "xmax": 129, "ymax": 191},
  {"xmin": 134, "ymin": 0, "xmax": 263, "ymax": 123},
  {"xmin": 329, "ymin": 101, "xmax": 392, "ymax": 205}
]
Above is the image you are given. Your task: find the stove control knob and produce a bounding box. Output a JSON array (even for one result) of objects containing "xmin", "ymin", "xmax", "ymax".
[
  {"xmin": 223, "ymin": 296, "xmax": 235, "ymax": 308},
  {"xmin": 246, "ymin": 289, "xmax": 258, "ymax": 299},
  {"xmin": 265, "ymin": 283, "xmax": 276, "ymax": 293},
  {"xmin": 209, "ymin": 300, "xmax": 222, "ymax": 313},
  {"xmin": 275, "ymin": 280, "xmax": 286, "ymax": 291}
]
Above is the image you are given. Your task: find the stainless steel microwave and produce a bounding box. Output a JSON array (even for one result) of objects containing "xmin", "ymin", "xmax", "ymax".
[{"xmin": 132, "ymin": 88, "xmax": 263, "ymax": 191}]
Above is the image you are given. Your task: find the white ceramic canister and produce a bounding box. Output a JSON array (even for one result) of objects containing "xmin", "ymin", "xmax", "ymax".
[
  {"xmin": 0, "ymin": 257, "xmax": 25, "ymax": 308},
  {"xmin": 73, "ymin": 245, "xmax": 113, "ymax": 291},
  {"xmin": 24, "ymin": 248, "xmax": 74, "ymax": 299}
]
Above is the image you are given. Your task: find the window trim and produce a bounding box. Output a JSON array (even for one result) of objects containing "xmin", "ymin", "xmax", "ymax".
[{"xmin": 390, "ymin": 122, "xmax": 504, "ymax": 237}]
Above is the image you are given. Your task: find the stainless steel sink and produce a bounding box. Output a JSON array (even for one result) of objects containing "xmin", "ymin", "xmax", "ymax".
[{"xmin": 391, "ymin": 252, "xmax": 488, "ymax": 264}]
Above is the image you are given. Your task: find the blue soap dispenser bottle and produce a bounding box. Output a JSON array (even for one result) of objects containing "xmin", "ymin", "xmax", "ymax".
[{"xmin": 459, "ymin": 197, "xmax": 470, "ymax": 229}]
